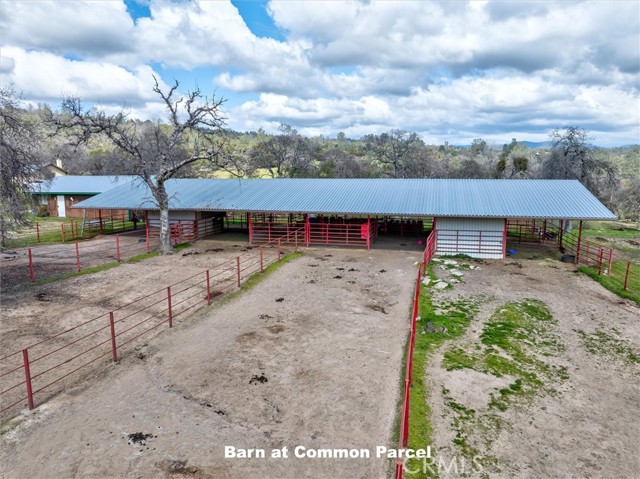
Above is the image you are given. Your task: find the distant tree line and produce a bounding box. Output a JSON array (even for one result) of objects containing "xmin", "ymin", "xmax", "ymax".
[{"xmin": 1, "ymin": 83, "xmax": 639, "ymax": 251}]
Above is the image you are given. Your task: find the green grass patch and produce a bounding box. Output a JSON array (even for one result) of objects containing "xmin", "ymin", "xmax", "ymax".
[
  {"xmin": 33, "ymin": 262, "xmax": 121, "ymax": 285},
  {"xmin": 578, "ymin": 264, "xmax": 640, "ymax": 306},
  {"xmin": 576, "ymin": 329, "xmax": 640, "ymax": 368},
  {"xmin": 400, "ymin": 263, "xmax": 487, "ymax": 477}
]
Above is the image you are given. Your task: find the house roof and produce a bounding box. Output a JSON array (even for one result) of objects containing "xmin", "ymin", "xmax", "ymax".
[
  {"xmin": 31, "ymin": 176, "xmax": 138, "ymax": 195},
  {"xmin": 72, "ymin": 178, "xmax": 616, "ymax": 220}
]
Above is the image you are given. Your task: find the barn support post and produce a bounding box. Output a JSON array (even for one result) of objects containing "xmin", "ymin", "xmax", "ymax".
[
  {"xmin": 99, "ymin": 209, "xmax": 103, "ymax": 233},
  {"xmin": 28, "ymin": 248, "xmax": 34, "ymax": 282},
  {"xmin": 109, "ymin": 312, "xmax": 118, "ymax": 362},
  {"xmin": 575, "ymin": 220, "xmax": 583, "ymax": 264},
  {"xmin": 75, "ymin": 241, "xmax": 81, "ymax": 272},
  {"xmin": 115, "ymin": 234, "xmax": 121, "ymax": 261},
  {"xmin": 206, "ymin": 270, "xmax": 211, "ymax": 305},
  {"xmin": 248, "ymin": 212, "xmax": 253, "ymax": 245},
  {"xmin": 167, "ymin": 287, "xmax": 173, "ymax": 328},
  {"xmin": 144, "ymin": 211, "xmax": 150, "ymax": 252},
  {"xmin": 22, "ymin": 349, "xmax": 34, "ymax": 410},
  {"xmin": 294, "ymin": 230, "xmax": 298, "ymax": 252},
  {"xmin": 236, "ymin": 256, "xmax": 241, "ymax": 287},
  {"xmin": 503, "ymin": 219, "xmax": 508, "ymax": 258},
  {"xmin": 304, "ymin": 214, "xmax": 310, "ymax": 247},
  {"xmin": 608, "ymin": 249, "xmax": 614, "ymax": 276},
  {"xmin": 367, "ymin": 215, "xmax": 371, "ymax": 251},
  {"xmin": 278, "ymin": 239, "xmax": 281, "ymax": 260},
  {"xmin": 558, "ymin": 220, "xmax": 564, "ymax": 248}
]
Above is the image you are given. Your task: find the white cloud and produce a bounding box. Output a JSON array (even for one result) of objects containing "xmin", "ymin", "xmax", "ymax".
[
  {"xmin": 0, "ymin": 0, "xmax": 134, "ymax": 57},
  {"xmin": 0, "ymin": 47, "xmax": 166, "ymax": 106}
]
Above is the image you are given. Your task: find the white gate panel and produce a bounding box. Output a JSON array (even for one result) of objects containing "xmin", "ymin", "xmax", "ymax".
[{"xmin": 436, "ymin": 217, "xmax": 505, "ymax": 259}]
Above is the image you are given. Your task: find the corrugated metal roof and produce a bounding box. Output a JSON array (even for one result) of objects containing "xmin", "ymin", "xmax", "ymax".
[
  {"xmin": 71, "ymin": 178, "xmax": 616, "ymax": 220},
  {"xmin": 31, "ymin": 176, "xmax": 138, "ymax": 195}
]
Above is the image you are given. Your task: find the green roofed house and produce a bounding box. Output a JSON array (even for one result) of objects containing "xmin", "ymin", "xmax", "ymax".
[
  {"xmin": 31, "ymin": 175, "xmax": 138, "ymax": 219},
  {"xmin": 72, "ymin": 178, "xmax": 616, "ymax": 259}
]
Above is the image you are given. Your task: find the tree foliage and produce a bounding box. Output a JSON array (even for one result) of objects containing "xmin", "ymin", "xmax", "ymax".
[
  {"xmin": 50, "ymin": 77, "xmax": 226, "ymax": 253},
  {"xmin": 0, "ymin": 86, "xmax": 46, "ymax": 248}
]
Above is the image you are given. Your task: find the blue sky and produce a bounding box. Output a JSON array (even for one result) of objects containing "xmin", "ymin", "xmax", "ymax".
[{"xmin": 1, "ymin": 0, "xmax": 639, "ymax": 146}]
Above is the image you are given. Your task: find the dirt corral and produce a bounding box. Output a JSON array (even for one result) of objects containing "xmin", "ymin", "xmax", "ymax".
[
  {"xmin": 424, "ymin": 254, "xmax": 640, "ymax": 478},
  {"xmin": 1, "ymin": 242, "xmax": 422, "ymax": 479}
]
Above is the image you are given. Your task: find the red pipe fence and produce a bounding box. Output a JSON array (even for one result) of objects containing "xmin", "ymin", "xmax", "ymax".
[{"xmin": 0, "ymin": 231, "xmax": 301, "ymax": 419}]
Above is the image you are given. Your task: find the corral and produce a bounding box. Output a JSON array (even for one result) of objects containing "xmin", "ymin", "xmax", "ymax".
[{"xmin": 1, "ymin": 178, "xmax": 638, "ymax": 479}]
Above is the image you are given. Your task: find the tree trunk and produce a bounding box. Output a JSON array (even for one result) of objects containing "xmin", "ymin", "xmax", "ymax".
[{"xmin": 154, "ymin": 182, "xmax": 174, "ymax": 254}]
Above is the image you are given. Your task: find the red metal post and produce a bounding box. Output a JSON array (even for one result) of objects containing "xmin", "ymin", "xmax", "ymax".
[
  {"xmin": 28, "ymin": 248, "xmax": 34, "ymax": 282},
  {"xmin": 167, "ymin": 287, "xmax": 173, "ymax": 327},
  {"xmin": 236, "ymin": 256, "xmax": 241, "ymax": 287},
  {"xmin": 75, "ymin": 241, "xmax": 81, "ymax": 272},
  {"xmin": 278, "ymin": 239, "xmax": 281, "ymax": 260},
  {"xmin": 36, "ymin": 222, "xmax": 40, "ymax": 242},
  {"xmin": 194, "ymin": 212, "xmax": 199, "ymax": 241},
  {"xmin": 206, "ymin": 270, "xmax": 211, "ymax": 305},
  {"xmin": 608, "ymin": 249, "xmax": 614, "ymax": 276},
  {"xmin": 99, "ymin": 209, "xmax": 103, "ymax": 233},
  {"xmin": 260, "ymin": 246, "xmax": 264, "ymax": 272},
  {"xmin": 624, "ymin": 261, "xmax": 631, "ymax": 290},
  {"xmin": 367, "ymin": 215, "xmax": 371, "ymax": 250},
  {"xmin": 295, "ymin": 230, "xmax": 298, "ymax": 252},
  {"xmin": 145, "ymin": 211, "xmax": 150, "ymax": 253},
  {"xmin": 305, "ymin": 214, "xmax": 310, "ymax": 246},
  {"xmin": 558, "ymin": 220, "xmax": 564, "ymax": 248},
  {"xmin": 115, "ymin": 234, "xmax": 121, "ymax": 261},
  {"xmin": 109, "ymin": 312, "xmax": 118, "ymax": 362},
  {"xmin": 575, "ymin": 221, "xmax": 583, "ymax": 264},
  {"xmin": 598, "ymin": 248, "xmax": 604, "ymax": 275},
  {"xmin": 22, "ymin": 349, "xmax": 34, "ymax": 410},
  {"xmin": 248, "ymin": 212, "xmax": 253, "ymax": 245}
]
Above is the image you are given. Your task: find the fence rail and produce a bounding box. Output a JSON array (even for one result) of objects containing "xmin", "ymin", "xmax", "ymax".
[
  {"xmin": 6, "ymin": 214, "xmax": 139, "ymax": 248},
  {"xmin": 395, "ymin": 229, "xmax": 435, "ymax": 479},
  {"xmin": 0, "ymin": 231, "xmax": 300, "ymax": 419}
]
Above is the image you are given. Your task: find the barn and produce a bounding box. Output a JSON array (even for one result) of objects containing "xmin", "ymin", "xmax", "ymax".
[
  {"xmin": 72, "ymin": 178, "xmax": 615, "ymax": 259},
  {"xmin": 31, "ymin": 175, "xmax": 137, "ymax": 219}
]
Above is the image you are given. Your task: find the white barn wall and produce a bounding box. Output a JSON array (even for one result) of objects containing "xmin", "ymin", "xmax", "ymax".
[{"xmin": 436, "ymin": 217, "xmax": 505, "ymax": 259}]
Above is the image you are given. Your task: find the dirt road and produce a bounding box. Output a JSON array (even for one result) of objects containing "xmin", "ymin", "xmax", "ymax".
[{"xmin": 1, "ymin": 245, "xmax": 421, "ymax": 479}]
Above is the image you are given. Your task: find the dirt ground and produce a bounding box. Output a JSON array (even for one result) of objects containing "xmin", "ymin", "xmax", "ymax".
[
  {"xmin": 425, "ymin": 247, "xmax": 640, "ymax": 478},
  {"xmin": 0, "ymin": 239, "xmax": 422, "ymax": 479}
]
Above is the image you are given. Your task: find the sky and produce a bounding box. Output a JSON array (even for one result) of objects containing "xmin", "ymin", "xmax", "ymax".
[{"xmin": 1, "ymin": 0, "xmax": 639, "ymax": 146}]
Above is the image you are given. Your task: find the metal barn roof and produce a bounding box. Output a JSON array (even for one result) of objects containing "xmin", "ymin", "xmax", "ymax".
[
  {"xmin": 72, "ymin": 178, "xmax": 616, "ymax": 220},
  {"xmin": 31, "ymin": 176, "xmax": 138, "ymax": 195}
]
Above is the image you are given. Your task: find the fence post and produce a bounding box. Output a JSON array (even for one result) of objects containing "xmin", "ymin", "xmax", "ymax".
[
  {"xmin": 167, "ymin": 287, "xmax": 173, "ymax": 327},
  {"xmin": 61, "ymin": 224, "xmax": 66, "ymax": 243},
  {"xmin": 109, "ymin": 312, "xmax": 118, "ymax": 362},
  {"xmin": 28, "ymin": 248, "xmax": 35, "ymax": 282},
  {"xmin": 206, "ymin": 270, "xmax": 211, "ymax": 305},
  {"xmin": 295, "ymin": 230, "xmax": 298, "ymax": 252},
  {"xmin": 608, "ymin": 249, "xmax": 613, "ymax": 276},
  {"xmin": 260, "ymin": 246, "xmax": 264, "ymax": 272},
  {"xmin": 598, "ymin": 248, "xmax": 604, "ymax": 275},
  {"xmin": 236, "ymin": 256, "xmax": 241, "ymax": 287},
  {"xmin": 36, "ymin": 222, "xmax": 40, "ymax": 242},
  {"xmin": 278, "ymin": 239, "xmax": 281, "ymax": 261},
  {"xmin": 575, "ymin": 220, "xmax": 583, "ymax": 264},
  {"xmin": 624, "ymin": 262, "xmax": 631, "ymax": 291},
  {"xmin": 99, "ymin": 209, "xmax": 103, "ymax": 233},
  {"xmin": 115, "ymin": 234, "xmax": 121, "ymax": 261},
  {"xmin": 558, "ymin": 220, "xmax": 564, "ymax": 248},
  {"xmin": 75, "ymin": 241, "xmax": 81, "ymax": 272},
  {"xmin": 22, "ymin": 349, "xmax": 34, "ymax": 410}
]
